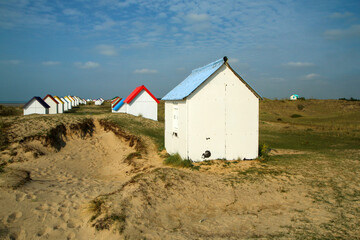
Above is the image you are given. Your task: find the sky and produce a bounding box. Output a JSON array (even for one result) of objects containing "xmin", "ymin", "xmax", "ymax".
[{"xmin": 0, "ymin": 0, "xmax": 359, "ymax": 101}]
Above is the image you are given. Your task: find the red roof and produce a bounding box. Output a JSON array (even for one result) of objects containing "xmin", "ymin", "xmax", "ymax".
[
  {"xmin": 43, "ymin": 94, "xmax": 59, "ymax": 104},
  {"xmin": 124, "ymin": 85, "xmax": 159, "ymax": 104}
]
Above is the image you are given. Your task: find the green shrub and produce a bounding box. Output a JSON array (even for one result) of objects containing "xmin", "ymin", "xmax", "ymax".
[
  {"xmin": 297, "ymin": 104, "xmax": 305, "ymax": 110},
  {"xmin": 258, "ymin": 143, "xmax": 271, "ymax": 162},
  {"xmin": 291, "ymin": 114, "xmax": 302, "ymax": 118}
]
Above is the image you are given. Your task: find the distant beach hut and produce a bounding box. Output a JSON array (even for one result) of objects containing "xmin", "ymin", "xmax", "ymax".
[
  {"xmin": 43, "ymin": 94, "xmax": 59, "ymax": 114},
  {"xmin": 64, "ymin": 96, "xmax": 73, "ymax": 110},
  {"xmin": 68, "ymin": 96, "xmax": 75, "ymax": 107},
  {"xmin": 112, "ymin": 85, "xmax": 159, "ymax": 121},
  {"xmin": 61, "ymin": 97, "xmax": 69, "ymax": 111},
  {"xmin": 95, "ymin": 99, "xmax": 103, "ymax": 105},
  {"xmin": 53, "ymin": 96, "xmax": 64, "ymax": 113},
  {"xmin": 23, "ymin": 96, "xmax": 50, "ymax": 115},
  {"xmin": 162, "ymin": 56, "xmax": 261, "ymax": 161},
  {"xmin": 290, "ymin": 94, "xmax": 299, "ymax": 100}
]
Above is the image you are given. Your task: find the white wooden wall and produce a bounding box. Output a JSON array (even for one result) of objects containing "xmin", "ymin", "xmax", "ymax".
[{"xmin": 24, "ymin": 100, "xmax": 48, "ymax": 115}]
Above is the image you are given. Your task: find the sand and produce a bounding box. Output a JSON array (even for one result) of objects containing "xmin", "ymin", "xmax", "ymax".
[
  {"xmin": 0, "ymin": 116, "xmax": 359, "ymax": 239},
  {"xmin": 0, "ymin": 119, "xmax": 163, "ymax": 239}
]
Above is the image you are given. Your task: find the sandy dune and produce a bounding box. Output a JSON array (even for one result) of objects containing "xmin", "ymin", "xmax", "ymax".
[{"xmin": 0, "ymin": 120, "xmax": 162, "ymax": 239}]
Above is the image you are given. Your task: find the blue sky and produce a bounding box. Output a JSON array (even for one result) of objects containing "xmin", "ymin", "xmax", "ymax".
[{"xmin": 0, "ymin": 0, "xmax": 359, "ymax": 101}]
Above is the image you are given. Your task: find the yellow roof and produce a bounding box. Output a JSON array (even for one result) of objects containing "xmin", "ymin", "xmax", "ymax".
[{"xmin": 53, "ymin": 96, "xmax": 63, "ymax": 104}]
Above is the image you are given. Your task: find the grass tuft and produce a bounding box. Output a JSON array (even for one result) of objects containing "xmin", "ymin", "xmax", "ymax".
[{"xmin": 164, "ymin": 153, "xmax": 200, "ymax": 170}]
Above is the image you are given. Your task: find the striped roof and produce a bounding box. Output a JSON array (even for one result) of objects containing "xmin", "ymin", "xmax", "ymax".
[
  {"xmin": 23, "ymin": 96, "xmax": 50, "ymax": 109},
  {"xmin": 162, "ymin": 56, "xmax": 261, "ymax": 100},
  {"xmin": 43, "ymin": 94, "xmax": 59, "ymax": 104}
]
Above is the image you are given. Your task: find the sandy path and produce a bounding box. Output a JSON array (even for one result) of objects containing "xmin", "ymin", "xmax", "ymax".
[{"xmin": 0, "ymin": 120, "xmax": 158, "ymax": 239}]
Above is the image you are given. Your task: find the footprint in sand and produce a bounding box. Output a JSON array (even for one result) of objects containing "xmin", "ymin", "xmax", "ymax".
[{"xmin": 7, "ymin": 212, "xmax": 22, "ymax": 223}]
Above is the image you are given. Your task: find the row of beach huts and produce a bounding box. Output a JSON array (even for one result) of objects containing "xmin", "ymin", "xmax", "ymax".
[
  {"xmin": 22, "ymin": 56, "xmax": 263, "ymax": 161},
  {"xmin": 23, "ymin": 95, "xmax": 86, "ymax": 115}
]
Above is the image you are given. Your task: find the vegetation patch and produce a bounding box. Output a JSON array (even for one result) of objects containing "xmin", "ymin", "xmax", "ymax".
[
  {"xmin": 290, "ymin": 114, "xmax": 302, "ymax": 118},
  {"xmin": 164, "ymin": 153, "xmax": 200, "ymax": 170},
  {"xmin": 0, "ymin": 105, "xmax": 22, "ymax": 116}
]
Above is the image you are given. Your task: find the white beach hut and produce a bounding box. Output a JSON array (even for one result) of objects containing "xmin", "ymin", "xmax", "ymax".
[
  {"xmin": 61, "ymin": 97, "xmax": 69, "ymax": 111},
  {"xmin": 43, "ymin": 94, "xmax": 59, "ymax": 114},
  {"xmin": 68, "ymin": 96, "xmax": 75, "ymax": 107},
  {"xmin": 53, "ymin": 96, "xmax": 64, "ymax": 113},
  {"xmin": 64, "ymin": 96, "xmax": 72, "ymax": 110},
  {"xmin": 162, "ymin": 56, "xmax": 262, "ymax": 161},
  {"xmin": 290, "ymin": 94, "xmax": 299, "ymax": 100},
  {"xmin": 23, "ymin": 96, "xmax": 50, "ymax": 115},
  {"xmin": 112, "ymin": 85, "xmax": 159, "ymax": 121}
]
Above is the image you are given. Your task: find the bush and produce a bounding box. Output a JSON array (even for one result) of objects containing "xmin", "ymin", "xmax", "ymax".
[
  {"xmin": 164, "ymin": 153, "xmax": 199, "ymax": 170},
  {"xmin": 258, "ymin": 143, "xmax": 271, "ymax": 162},
  {"xmin": 297, "ymin": 104, "xmax": 305, "ymax": 110},
  {"xmin": 291, "ymin": 114, "xmax": 302, "ymax": 118}
]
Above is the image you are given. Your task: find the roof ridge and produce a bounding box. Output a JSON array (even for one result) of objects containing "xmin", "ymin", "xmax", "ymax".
[{"xmin": 192, "ymin": 57, "xmax": 225, "ymax": 73}]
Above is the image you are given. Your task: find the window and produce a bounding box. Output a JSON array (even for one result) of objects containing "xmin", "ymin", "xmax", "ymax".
[{"xmin": 173, "ymin": 104, "xmax": 179, "ymax": 133}]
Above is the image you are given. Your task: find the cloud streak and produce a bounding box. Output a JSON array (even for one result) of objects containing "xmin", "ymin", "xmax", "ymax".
[
  {"xmin": 134, "ymin": 68, "xmax": 158, "ymax": 74},
  {"xmin": 74, "ymin": 61, "xmax": 100, "ymax": 69},
  {"xmin": 42, "ymin": 61, "xmax": 60, "ymax": 66},
  {"xmin": 284, "ymin": 62, "xmax": 315, "ymax": 67},
  {"xmin": 96, "ymin": 44, "xmax": 117, "ymax": 56}
]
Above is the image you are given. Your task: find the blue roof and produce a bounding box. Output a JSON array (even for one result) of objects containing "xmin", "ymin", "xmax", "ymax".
[{"xmin": 162, "ymin": 57, "xmax": 226, "ymax": 100}]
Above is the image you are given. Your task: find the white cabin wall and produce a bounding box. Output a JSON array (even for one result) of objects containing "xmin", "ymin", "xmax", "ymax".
[
  {"xmin": 44, "ymin": 98, "xmax": 58, "ymax": 114},
  {"xmin": 223, "ymin": 67, "xmax": 259, "ymax": 160},
  {"xmin": 187, "ymin": 66, "xmax": 227, "ymax": 161},
  {"xmin": 164, "ymin": 101, "xmax": 187, "ymax": 159},
  {"xmin": 127, "ymin": 90, "xmax": 158, "ymax": 121},
  {"xmin": 24, "ymin": 100, "xmax": 47, "ymax": 115}
]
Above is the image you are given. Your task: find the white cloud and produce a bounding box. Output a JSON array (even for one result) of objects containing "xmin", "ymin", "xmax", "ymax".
[
  {"xmin": 330, "ymin": 12, "xmax": 353, "ymax": 19},
  {"xmin": 74, "ymin": 61, "xmax": 100, "ymax": 69},
  {"xmin": 42, "ymin": 61, "xmax": 60, "ymax": 66},
  {"xmin": 1, "ymin": 60, "xmax": 21, "ymax": 64},
  {"xmin": 186, "ymin": 13, "xmax": 210, "ymax": 22},
  {"xmin": 324, "ymin": 24, "xmax": 360, "ymax": 40},
  {"xmin": 63, "ymin": 8, "xmax": 82, "ymax": 16},
  {"xmin": 94, "ymin": 17, "xmax": 116, "ymax": 30},
  {"xmin": 284, "ymin": 62, "xmax": 315, "ymax": 67},
  {"xmin": 304, "ymin": 73, "xmax": 320, "ymax": 80},
  {"xmin": 134, "ymin": 68, "xmax": 158, "ymax": 74},
  {"xmin": 96, "ymin": 44, "xmax": 117, "ymax": 56}
]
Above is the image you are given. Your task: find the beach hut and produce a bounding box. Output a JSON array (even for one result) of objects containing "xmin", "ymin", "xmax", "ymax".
[
  {"xmin": 23, "ymin": 96, "xmax": 50, "ymax": 115},
  {"xmin": 53, "ymin": 96, "xmax": 64, "ymax": 113},
  {"xmin": 61, "ymin": 97, "xmax": 69, "ymax": 111},
  {"xmin": 68, "ymin": 96, "xmax": 75, "ymax": 107},
  {"xmin": 43, "ymin": 94, "xmax": 59, "ymax": 114},
  {"xmin": 290, "ymin": 94, "xmax": 299, "ymax": 100},
  {"xmin": 64, "ymin": 96, "xmax": 73, "ymax": 110},
  {"xmin": 162, "ymin": 56, "xmax": 261, "ymax": 161},
  {"xmin": 112, "ymin": 85, "xmax": 159, "ymax": 121},
  {"xmin": 95, "ymin": 99, "xmax": 103, "ymax": 105}
]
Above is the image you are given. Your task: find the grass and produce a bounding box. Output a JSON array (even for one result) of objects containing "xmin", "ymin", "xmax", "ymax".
[
  {"xmin": 164, "ymin": 153, "xmax": 200, "ymax": 170},
  {"xmin": 105, "ymin": 114, "xmax": 165, "ymax": 151},
  {"xmin": 64, "ymin": 102, "xmax": 111, "ymax": 115}
]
